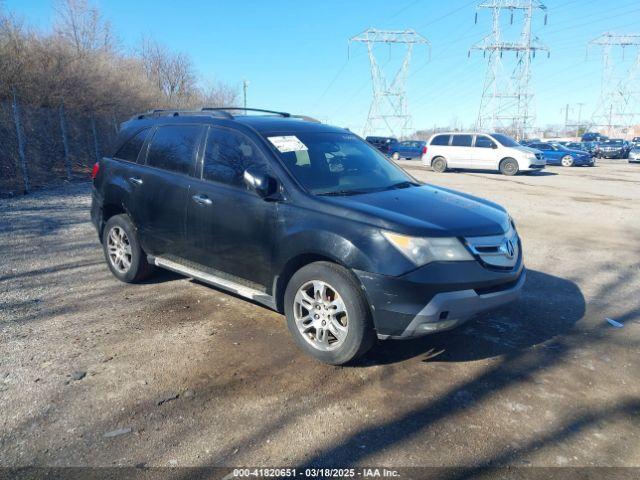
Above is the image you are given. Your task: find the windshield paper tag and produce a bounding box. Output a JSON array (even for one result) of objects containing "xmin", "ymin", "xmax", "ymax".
[{"xmin": 268, "ymin": 136, "xmax": 308, "ymax": 153}]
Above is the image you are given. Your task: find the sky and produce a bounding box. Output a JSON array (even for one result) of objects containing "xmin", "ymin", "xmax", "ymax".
[{"xmin": 6, "ymin": 0, "xmax": 640, "ymax": 135}]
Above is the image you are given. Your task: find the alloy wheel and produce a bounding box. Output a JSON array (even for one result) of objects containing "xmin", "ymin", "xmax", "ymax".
[
  {"xmin": 107, "ymin": 226, "xmax": 132, "ymax": 274},
  {"xmin": 293, "ymin": 280, "xmax": 348, "ymax": 352}
]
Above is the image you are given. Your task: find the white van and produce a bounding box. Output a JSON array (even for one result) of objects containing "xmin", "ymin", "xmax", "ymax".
[{"xmin": 423, "ymin": 132, "xmax": 546, "ymax": 176}]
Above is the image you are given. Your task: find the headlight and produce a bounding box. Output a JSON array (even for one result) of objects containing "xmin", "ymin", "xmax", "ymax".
[{"xmin": 382, "ymin": 231, "xmax": 473, "ymax": 266}]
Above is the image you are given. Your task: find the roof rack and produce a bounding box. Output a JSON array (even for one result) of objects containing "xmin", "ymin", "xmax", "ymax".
[
  {"xmin": 201, "ymin": 107, "xmax": 291, "ymax": 118},
  {"xmin": 136, "ymin": 109, "xmax": 233, "ymax": 120},
  {"xmin": 133, "ymin": 107, "xmax": 321, "ymax": 123}
]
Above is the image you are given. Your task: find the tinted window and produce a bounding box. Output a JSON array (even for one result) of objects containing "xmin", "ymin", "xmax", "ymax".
[
  {"xmin": 269, "ymin": 132, "xmax": 413, "ymax": 195},
  {"xmin": 532, "ymin": 143, "xmax": 551, "ymax": 151},
  {"xmin": 451, "ymin": 135, "xmax": 472, "ymax": 147},
  {"xmin": 491, "ymin": 133, "xmax": 520, "ymax": 147},
  {"xmin": 430, "ymin": 135, "xmax": 450, "ymax": 146},
  {"xmin": 146, "ymin": 125, "xmax": 201, "ymax": 175},
  {"xmin": 114, "ymin": 128, "xmax": 149, "ymax": 162},
  {"xmin": 475, "ymin": 135, "xmax": 495, "ymax": 148},
  {"xmin": 203, "ymin": 128, "xmax": 268, "ymax": 187}
]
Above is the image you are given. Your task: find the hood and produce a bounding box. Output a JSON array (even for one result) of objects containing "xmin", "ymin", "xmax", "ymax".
[
  {"xmin": 511, "ymin": 145, "xmax": 538, "ymax": 154},
  {"xmin": 320, "ymin": 185, "xmax": 509, "ymax": 237}
]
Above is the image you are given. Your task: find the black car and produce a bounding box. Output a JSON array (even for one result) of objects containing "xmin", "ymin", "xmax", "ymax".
[
  {"xmin": 91, "ymin": 108, "xmax": 524, "ymax": 365},
  {"xmin": 598, "ymin": 139, "xmax": 628, "ymax": 159},
  {"xmin": 365, "ymin": 136, "xmax": 398, "ymax": 155}
]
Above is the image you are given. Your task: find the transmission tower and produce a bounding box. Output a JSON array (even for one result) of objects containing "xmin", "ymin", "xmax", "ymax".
[
  {"xmin": 589, "ymin": 33, "xmax": 640, "ymax": 137},
  {"xmin": 470, "ymin": 0, "xmax": 548, "ymax": 139},
  {"xmin": 349, "ymin": 28, "xmax": 430, "ymax": 138}
]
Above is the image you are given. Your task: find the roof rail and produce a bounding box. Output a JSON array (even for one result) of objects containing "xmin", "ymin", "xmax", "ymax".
[
  {"xmin": 202, "ymin": 107, "xmax": 291, "ymax": 118},
  {"xmin": 291, "ymin": 114, "xmax": 321, "ymax": 124},
  {"xmin": 136, "ymin": 109, "xmax": 233, "ymax": 120}
]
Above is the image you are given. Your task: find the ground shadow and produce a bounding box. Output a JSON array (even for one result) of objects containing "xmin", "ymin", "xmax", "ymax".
[{"xmin": 361, "ymin": 269, "xmax": 585, "ymax": 365}]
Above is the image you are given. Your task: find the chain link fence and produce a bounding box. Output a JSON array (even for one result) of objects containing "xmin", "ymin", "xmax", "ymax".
[{"xmin": 0, "ymin": 96, "xmax": 122, "ymax": 197}]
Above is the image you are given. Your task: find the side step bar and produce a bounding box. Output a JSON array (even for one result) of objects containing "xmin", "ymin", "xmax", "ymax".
[{"xmin": 152, "ymin": 256, "xmax": 276, "ymax": 310}]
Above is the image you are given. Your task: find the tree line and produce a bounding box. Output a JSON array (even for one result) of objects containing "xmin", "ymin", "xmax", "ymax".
[{"xmin": 0, "ymin": 0, "xmax": 237, "ymax": 117}]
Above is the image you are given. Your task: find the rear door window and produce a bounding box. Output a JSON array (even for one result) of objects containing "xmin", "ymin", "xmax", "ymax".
[
  {"xmin": 202, "ymin": 127, "xmax": 269, "ymax": 188},
  {"xmin": 146, "ymin": 125, "xmax": 202, "ymax": 175},
  {"xmin": 430, "ymin": 135, "xmax": 450, "ymax": 146},
  {"xmin": 114, "ymin": 128, "xmax": 149, "ymax": 163},
  {"xmin": 451, "ymin": 135, "xmax": 473, "ymax": 147}
]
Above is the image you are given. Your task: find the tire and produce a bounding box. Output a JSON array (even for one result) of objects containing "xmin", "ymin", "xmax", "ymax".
[
  {"xmin": 499, "ymin": 158, "xmax": 519, "ymax": 176},
  {"xmin": 284, "ymin": 261, "xmax": 375, "ymax": 365},
  {"xmin": 561, "ymin": 155, "xmax": 574, "ymax": 167},
  {"xmin": 392, "ymin": 152, "xmax": 400, "ymax": 161},
  {"xmin": 102, "ymin": 214, "xmax": 154, "ymax": 283},
  {"xmin": 431, "ymin": 156, "xmax": 447, "ymax": 173}
]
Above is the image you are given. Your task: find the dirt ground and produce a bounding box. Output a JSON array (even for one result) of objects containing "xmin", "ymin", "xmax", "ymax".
[{"xmin": 1, "ymin": 160, "xmax": 639, "ymax": 469}]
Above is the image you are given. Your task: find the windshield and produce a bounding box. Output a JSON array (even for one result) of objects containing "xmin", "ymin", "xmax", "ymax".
[
  {"xmin": 267, "ymin": 132, "xmax": 416, "ymax": 195},
  {"xmin": 490, "ymin": 133, "xmax": 520, "ymax": 147},
  {"xmin": 604, "ymin": 140, "xmax": 623, "ymax": 145}
]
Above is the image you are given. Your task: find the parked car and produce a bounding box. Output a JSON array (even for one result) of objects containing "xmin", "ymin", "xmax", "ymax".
[
  {"xmin": 424, "ymin": 132, "xmax": 545, "ymax": 175},
  {"xmin": 631, "ymin": 137, "xmax": 640, "ymax": 147},
  {"xmin": 527, "ymin": 142, "xmax": 595, "ymax": 167},
  {"xmin": 365, "ymin": 136, "xmax": 398, "ymax": 155},
  {"xmin": 389, "ymin": 140, "xmax": 427, "ymax": 160},
  {"xmin": 91, "ymin": 108, "xmax": 525, "ymax": 365},
  {"xmin": 565, "ymin": 142, "xmax": 590, "ymax": 152},
  {"xmin": 597, "ymin": 139, "xmax": 628, "ymax": 159},
  {"xmin": 628, "ymin": 147, "xmax": 640, "ymax": 163},
  {"xmin": 581, "ymin": 132, "xmax": 608, "ymax": 142}
]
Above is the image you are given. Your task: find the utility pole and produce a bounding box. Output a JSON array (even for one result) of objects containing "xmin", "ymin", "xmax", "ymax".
[
  {"xmin": 470, "ymin": 0, "xmax": 549, "ymax": 140},
  {"xmin": 242, "ymin": 80, "xmax": 249, "ymax": 110},
  {"xmin": 589, "ymin": 33, "xmax": 640, "ymax": 137},
  {"xmin": 349, "ymin": 28, "xmax": 430, "ymax": 138},
  {"xmin": 563, "ymin": 103, "xmax": 569, "ymax": 134}
]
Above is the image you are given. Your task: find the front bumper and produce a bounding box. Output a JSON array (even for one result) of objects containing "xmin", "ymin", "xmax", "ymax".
[{"xmin": 355, "ymin": 258, "xmax": 525, "ymax": 339}]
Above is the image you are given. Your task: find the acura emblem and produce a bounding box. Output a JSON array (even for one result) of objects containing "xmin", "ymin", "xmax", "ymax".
[{"xmin": 500, "ymin": 239, "xmax": 515, "ymax": 259}]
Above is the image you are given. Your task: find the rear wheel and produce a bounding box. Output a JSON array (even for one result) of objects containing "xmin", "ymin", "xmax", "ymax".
[
  {"xmin": 102, "ymin": 214, "xmax": 154, "ymax": 283},
  {"xmin": 431, "ymin": 157, "xmax": 447, "ymax": 173},
  {"xmin": 284, "ymin": 262, "xmax": 375, "ymax": 365},
  {"xmin": 561, "ymin": 155, "xmax": 574, "ymax": 167},
  {"xmin": 499, "ymin": 158, "xmax": 519, "ymax": 176}
]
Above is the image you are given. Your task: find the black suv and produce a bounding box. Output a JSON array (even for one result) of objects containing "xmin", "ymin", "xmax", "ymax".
[{"xmin": 91, "ymin": 108, "xmax": 525, "ymax": 365}]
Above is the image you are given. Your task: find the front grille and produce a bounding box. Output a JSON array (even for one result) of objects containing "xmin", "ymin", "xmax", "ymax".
[
  {"xmin": 465, "ymin": 226, "xmax": 520, "ymax": 269},
  {"xmin": 474, "ymin": 276, "xmax": 521, "ymax": 295}
]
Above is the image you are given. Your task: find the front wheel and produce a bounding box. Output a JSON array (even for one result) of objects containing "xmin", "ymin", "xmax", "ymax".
[
  {"xmin": 499, "ymin": 158, "xmax": 519, "ymax": 176},
  {"xmin": 284, "ymin": 262, "xmax": 375, "ymax": 365},
  {"xmin": 561, "ymin": 155, "xmax": 574, "ymax": 167}
]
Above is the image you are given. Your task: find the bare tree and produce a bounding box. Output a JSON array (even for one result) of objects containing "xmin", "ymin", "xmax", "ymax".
[{"xmin": 54, "ymin": 0, "xmax": 114, "ymax": 55}]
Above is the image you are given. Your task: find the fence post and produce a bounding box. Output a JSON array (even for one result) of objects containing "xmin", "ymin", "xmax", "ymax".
[
  {"xmin": 11, "ymin": 86, "xmax": 29, "ymax": 194},
  {"xmin": 59, "ymin": 104, "xmax": 72, "ymax": 181},
  {"xmin": 91, "ymin": 115, "xmax": 100, "ymax": 163}
]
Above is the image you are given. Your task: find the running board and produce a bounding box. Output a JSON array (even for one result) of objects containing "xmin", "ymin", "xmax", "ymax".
[{"xmin": 152, "ymin": 256, "xmax": 276, "ymax": 310}]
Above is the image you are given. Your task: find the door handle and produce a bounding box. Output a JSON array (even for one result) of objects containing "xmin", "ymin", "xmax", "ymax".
[
  {"xmin": 192, "ymin": 194, "xmax": 213, "ymax": 206},
  {"xmin": 129, "ymin": 177, "xmax": 143, "ymax": 186}
]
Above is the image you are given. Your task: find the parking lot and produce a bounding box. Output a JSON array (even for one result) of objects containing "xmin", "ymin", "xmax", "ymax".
[{"xmin": 1, "ymin": 160, "xmax": 639, "ymax": 468}]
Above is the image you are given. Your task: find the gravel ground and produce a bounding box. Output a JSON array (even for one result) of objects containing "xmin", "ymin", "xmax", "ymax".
[{"xmin": 0, "ymin": 161, "xmax": 639, "ymax": 468}]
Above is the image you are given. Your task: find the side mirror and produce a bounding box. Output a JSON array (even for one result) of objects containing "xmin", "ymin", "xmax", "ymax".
[
  {"xmin": 243, "ymin": 167, "xmax": 278, "ymax": 199},
  {"xmin": 491, "ymin": 143, "xmax": 498, "ymax": 149}
]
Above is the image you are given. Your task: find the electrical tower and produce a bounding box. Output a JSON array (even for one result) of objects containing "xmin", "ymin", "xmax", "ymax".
[
  {"xmin": 589, "ymin": 33, "xmax": 640, "ymax": 137},
  {"xmin": 349, "ymin": 28, "xmax": 430, "ymax": 138},
  {"xmin": 470, "ymin": 0, "xmax": 548, "ymax": 139}
]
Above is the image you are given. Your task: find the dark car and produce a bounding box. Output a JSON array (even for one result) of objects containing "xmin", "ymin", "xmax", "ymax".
[
  {"xmin": 91, "ymin": 108, "xmax": 524, "ymax": 365},
  {"xmin": 365, "ymin": 136, "xmax": 398, "ymax": 155},
  {"xmin": 598, "ymin": 139, "xmax": 628, "ymax": 159},
  {"xmin": 527, "ymin": 142, "xmax": 595, "ymax": 167},
  {"xmin": 389, "ymin": 140, "xmax": 427, "ymax": 160}
]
